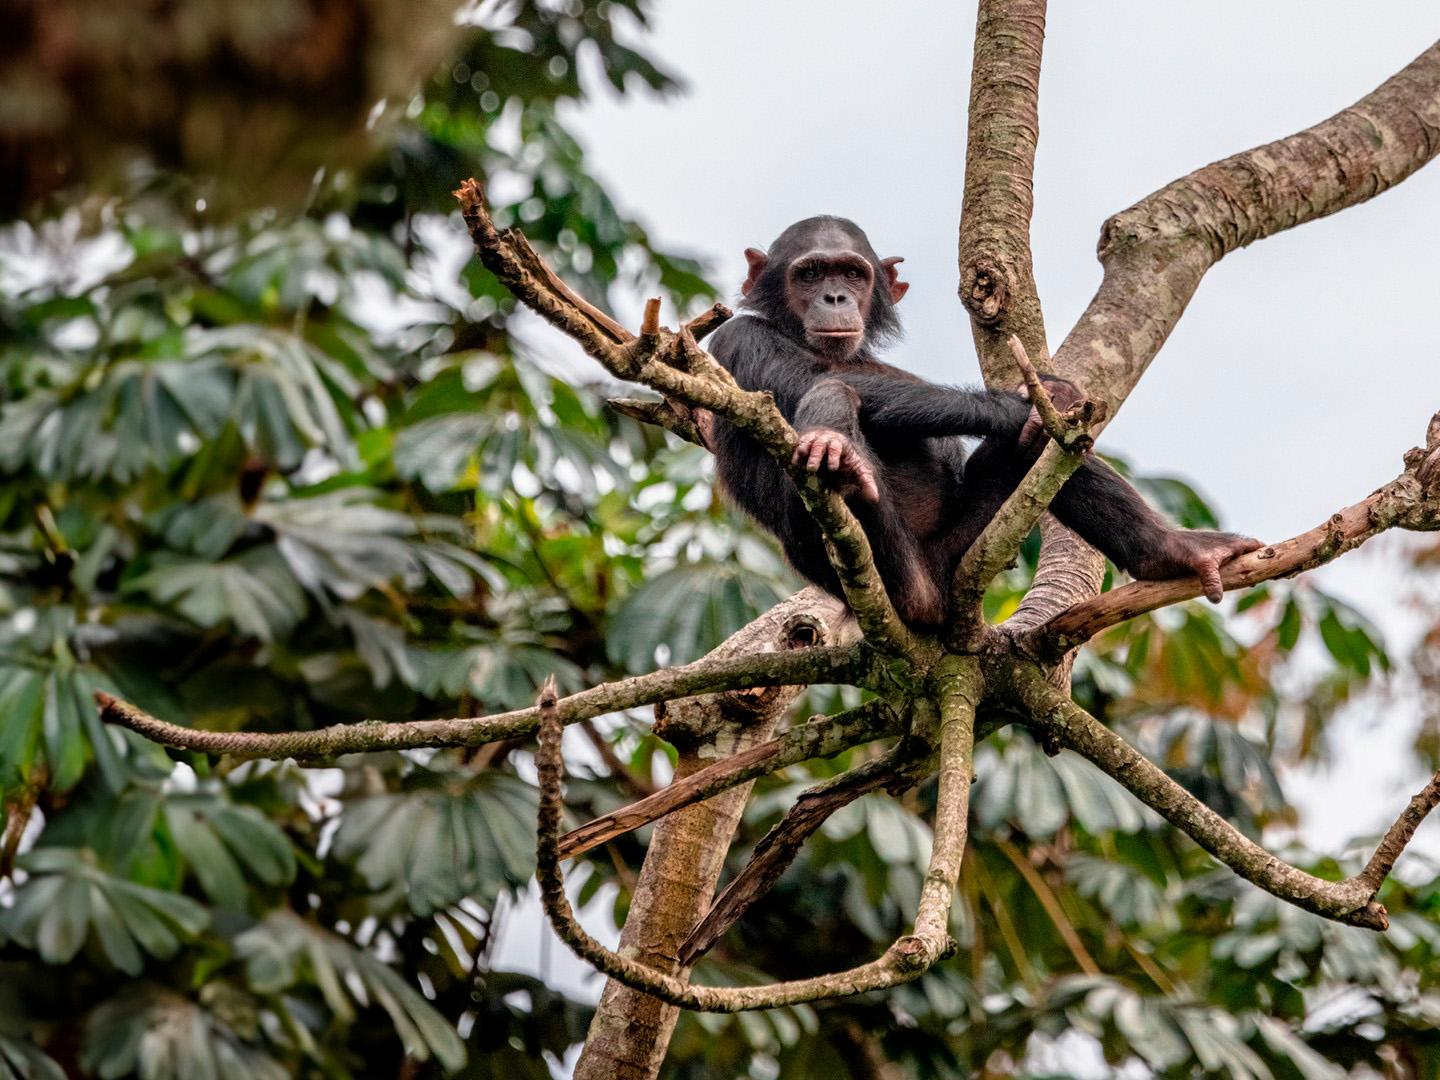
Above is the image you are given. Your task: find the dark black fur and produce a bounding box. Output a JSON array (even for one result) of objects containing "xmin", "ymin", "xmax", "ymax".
[{"xmin": 707, "ymin": 217, "xmax": 1258, "ymax": 627}]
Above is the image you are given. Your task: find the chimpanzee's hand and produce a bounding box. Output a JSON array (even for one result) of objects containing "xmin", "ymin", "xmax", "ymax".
[
  {"xmin": 792, "ymin": 428, "xmax": 880, "ymax": 504},
  {"xmin": 1018, "ymin": 376, "xmax": 1086, "ymax": 450}
]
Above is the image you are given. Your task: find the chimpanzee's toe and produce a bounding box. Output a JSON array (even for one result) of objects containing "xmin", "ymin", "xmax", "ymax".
[{"xmin": 1184, "ymin": 533, "xmax": 1263, "ymax": 603}]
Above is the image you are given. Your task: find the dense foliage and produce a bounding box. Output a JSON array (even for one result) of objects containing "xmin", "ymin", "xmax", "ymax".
[{"xmin": 1, "ymin": 4, "xmax": 1437, "ymax": 1078}]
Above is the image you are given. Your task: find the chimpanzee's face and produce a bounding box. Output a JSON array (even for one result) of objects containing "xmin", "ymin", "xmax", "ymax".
[{"xmin": 783, "ymin": 230, "xmax": 876, "ymax": 359}]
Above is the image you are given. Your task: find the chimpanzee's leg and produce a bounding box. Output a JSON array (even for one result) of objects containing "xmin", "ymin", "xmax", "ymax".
[{"xmin": 1047, "ymin": 458, "xmax": 1260, "ymax": 600}]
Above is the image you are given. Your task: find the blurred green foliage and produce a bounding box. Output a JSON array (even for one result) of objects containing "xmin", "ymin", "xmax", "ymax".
[{"xmin": 0, "ymin": 3, "xmax": 1437, "ymax": 1078}]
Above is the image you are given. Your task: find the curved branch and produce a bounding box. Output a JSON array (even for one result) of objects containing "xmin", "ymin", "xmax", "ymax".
[
  {"xmin": 96, "ymin": 643, "xmax": 866, "ymax": 761},
  {"xmin": 960, "ymin": 0, "xmax": 1050, "ymax": 382},
  {"xmin": 1003, "ymin": 663, "xmax": 1389, "ymax": 929},
  {"xmin": 1053, "ymin": 40, "xmax": 1440, "ymax": 413},
  {"xmin": 558, "ymin": 699, "xmax": 901, "ymax": 861},
  {"xmin": 536, "ymin": 664, "xmax": 979, "ymax": 1012}
]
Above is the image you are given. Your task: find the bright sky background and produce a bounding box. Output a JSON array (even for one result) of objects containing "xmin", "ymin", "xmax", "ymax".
[{"xmin": 497, "ymin": 3, "xmax": 1440, "ymax": 1035}]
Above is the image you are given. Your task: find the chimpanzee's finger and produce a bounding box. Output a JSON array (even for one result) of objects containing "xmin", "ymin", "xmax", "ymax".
[
  {"xmin": 858, "ymin": 465, "xmax": 879, "ymax": 504},
  {"xmin": 807, "ymin": 438, "xmax": 828, "ymax": 472},
  {"xmin": 1200, "ymin": 563, "xmax": 1223, "ymax": 604},
  {"xmin": 826, "ymin": 438, "xmax": 843, "ymax": 472}
]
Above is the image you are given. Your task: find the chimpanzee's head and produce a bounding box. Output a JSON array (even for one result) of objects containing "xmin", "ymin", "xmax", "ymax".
[{"xmin": 739, "ymin": 217, "xmax": 908, "ymax": 360}]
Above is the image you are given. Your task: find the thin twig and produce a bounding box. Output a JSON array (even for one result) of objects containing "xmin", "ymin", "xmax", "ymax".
[
  {"xmin": 1009, "ymin": 335, "xmax": 1067, "ymax": 444},
  {"xmin": 993, "ymin": 836, "xmax": 1100, "ymax": 976},
  {"xmin": 1356, "ymin": 769, "xmax": 1440, "ymax": 893}
]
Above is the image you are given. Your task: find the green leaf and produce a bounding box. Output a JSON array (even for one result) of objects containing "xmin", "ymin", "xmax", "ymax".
[
  {"xmin": 607, "ymin": 562, "xmax": 787, "ymax": 672},
  {"xmin": 1, "ymin": 850, "xmax": 208, "ymax": 971},
  {"xmin": 331, "ymin": 771, "xmax": 537, "ymax": 915}
]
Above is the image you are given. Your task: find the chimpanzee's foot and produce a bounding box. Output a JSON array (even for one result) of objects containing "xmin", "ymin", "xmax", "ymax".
[{"xmin": 1144, "ymin": 531, "xmax": 1264, "ymax": 603}]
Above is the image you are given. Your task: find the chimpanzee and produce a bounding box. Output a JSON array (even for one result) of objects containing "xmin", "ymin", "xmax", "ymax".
[{"xmin": 704, "ymin": 216, "xmax": 1261, "ymax": 629}]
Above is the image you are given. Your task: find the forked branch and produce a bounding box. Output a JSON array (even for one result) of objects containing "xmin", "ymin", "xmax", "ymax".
[{"xmin": 679, "ymin": 742, "xmax": 930, "ymax": 965}]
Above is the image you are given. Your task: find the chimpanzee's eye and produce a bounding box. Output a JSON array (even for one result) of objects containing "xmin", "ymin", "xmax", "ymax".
[
  {"xmin": 798, "ymin": 267, "xmax": 820, "ymax": 282},
  {"xmin": 845, "ymin": 267, "xmax": 862, "ymax": 280}
]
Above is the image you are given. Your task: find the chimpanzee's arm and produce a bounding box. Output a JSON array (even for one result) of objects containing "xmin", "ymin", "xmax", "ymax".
[
  {"xmin": 789, "ymin": 369, "xmax": 1033, "ymax": 441},
  {"xmin": 794, "ymin": 378, "xmax": 864, "ymax": 437},
  {"xmin": 848, "ymin": 376, "xmax": 1031, "ymax": 440}
]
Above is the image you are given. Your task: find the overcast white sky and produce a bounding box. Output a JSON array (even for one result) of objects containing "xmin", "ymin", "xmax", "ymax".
[{"xmin": 500, "ymin": 3, "xmax": 1440, "ymax": 1023}]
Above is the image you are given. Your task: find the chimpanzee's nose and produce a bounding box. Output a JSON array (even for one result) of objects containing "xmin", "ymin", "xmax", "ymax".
[{"xmin": 823, "ymin": 291, "xmax": 848, "ymax": 306}]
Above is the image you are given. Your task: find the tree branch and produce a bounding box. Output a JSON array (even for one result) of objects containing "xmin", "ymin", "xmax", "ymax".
[
  {"xmin": 1052, "ymin": 41, "xmax": 1440, "ymax": 415},
  {"xmin": 577, "ymin": 590, "xmax": 854, "ymax": 1077},
  {"xmin": 1356, "ymin": 768, "xmax": 1440, "ymax": 894},
  {"xmin": 537, "ymin": 659, "xmax": 982, "ymax": 1012},
  {"xmin": 1003, "ymin": 662, "xmax": 1389, "ymax": 929},
  {"xmin": 960, "ymin": 0, "xmax": 1050, "ymax": 382},
  {"xmin": 558, "ymin": 699, "xmax": 901, "ymax": 861},
  {"xmin": 1030, "ymin": 413, "xmax": 1440, "ymax": 655},
  {"xmin": 455, "ymin": 178, "xmax": 922, "ymax": 657},
  {"xmin": 948, "ymin": 338, "xmax": 1105, "ymax": 649},
  {"xmin": 95, "ymin": 643, "xmax": 865, "ymax": 761}
]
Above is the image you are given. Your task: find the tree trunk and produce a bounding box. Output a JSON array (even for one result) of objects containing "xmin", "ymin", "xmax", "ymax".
[{"xmin": 573, "ymin": 589, "xmax": 853, "ymax": 1080}]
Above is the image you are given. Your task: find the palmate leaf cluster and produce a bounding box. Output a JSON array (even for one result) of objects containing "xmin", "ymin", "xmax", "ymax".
[
  {"xmin": 0, "ymin": 3, "xmax": 789, "ymax": 1077},
  {"xmin": 0, "ymin": 3, "xmax": 1436, "ymax": 1078}
]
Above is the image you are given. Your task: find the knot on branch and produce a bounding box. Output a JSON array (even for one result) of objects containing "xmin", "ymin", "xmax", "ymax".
[
  {"xmin": 959, "ymin": 258, "xmax": 1010, "ymax": 324},
  {"xmin": 889, "ymin": 932, "xmax": 956, "ymax": 973},
  {"xmin": 1398, "ymin": 409, "xmax": 1440, "ymax": 528}
]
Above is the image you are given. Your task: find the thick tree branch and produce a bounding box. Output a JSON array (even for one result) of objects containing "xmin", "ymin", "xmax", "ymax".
[
  {"xmin": 1003, "ymin": 663, "xmax": 1390, "ymax": 929},
  {"xmin": 559, "ymin": 699, "xmax": 900, "ymax": 861},
  {"xmin": 1030, "ymin": 413, "xmax": 1440, "ymax": 655},
  {"xmin": 960, "ymin": 0, "xmax": 1050, "ymax": 382},
  {"xmin": 455, "ymin": 179, "xmax": 922, "ymax": 657},
  {"xmin": 96, "ymin": 643, "xmax": 865, "ymax": 761},
  {"xmin": 1052, "ymin": 40, "xmax": 1440, "ymax": 414},
  {"xmin": 911, "ymin": 657, "xmax": 981, "ymax": 942}
]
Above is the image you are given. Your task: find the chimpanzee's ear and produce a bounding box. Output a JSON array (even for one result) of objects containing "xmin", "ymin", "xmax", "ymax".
[
  {"xmin": 741, "ymin": 248, "xmax": 768, "ymax": 295},
  {"xmin": 880, "ymin": 256, "xmax": 909, "ymax": 304}
]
